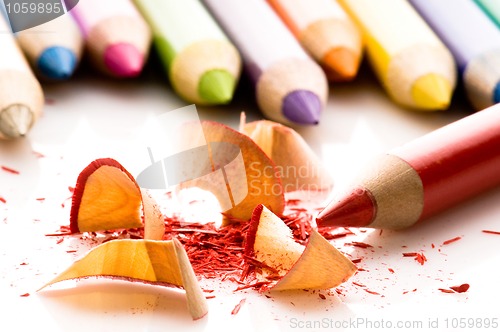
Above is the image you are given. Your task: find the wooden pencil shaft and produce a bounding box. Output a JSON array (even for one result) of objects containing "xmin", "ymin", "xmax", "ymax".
[
  {"xmin": 352, "ymin": 104, "xmax": 500, "ymax": 229},
  {"xmin": 71, "ymin": 0, "xmax": 143, "ymax": 36},
  {"xmin": 15, "ymin": 14, "xmax": 83, "ymax": 64},
  {"xmin": 203, "ymin": 0, "xmax": 310, "ymax": 82},
  {"xmin": 268, "ymin": 0, "xmax": 350, "ymax": 34},
  {"xmin": 392, "ymin": 104, "xmax": 500, "ymax": 221},
  {"xmin": 0, "ymin": 15, "xmax": 44, "ymax": 139},
  {"xmin": 338, "ymin": 0, "xmax": 455, "ymax": 109},
  {"xmin": 70, "ymin": 0, "xmax": 151, "ymax": 74},
  {"xmin": 133, "ymin": 0, "xmax": 240, "ymax": 104},
  {"xmin": 133, "ymin": 0, "xmax": 228, "ymax": 63},
  {"xmin": 410, "ymin": 0, "xmax": 500, "ymax": 71},
  {"xmin": 268, "ymin": 0, "xmax": 362, "ymax": 81},
  {"xmin": 203, "ymin": 0, "xmax": 328, "ymax": 124}
]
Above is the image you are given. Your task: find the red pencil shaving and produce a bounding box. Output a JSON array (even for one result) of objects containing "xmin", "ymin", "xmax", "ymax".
[{"xmin": 1, "ymin": 165, "xmax": 20, "ymax": 174}]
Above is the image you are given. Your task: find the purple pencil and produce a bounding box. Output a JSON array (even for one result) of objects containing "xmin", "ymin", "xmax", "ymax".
[
  {"xmin": 203, "ymin": 0, "xmax": 328, "ymax": 126},
  {"xmin": 410, "ymin": 0, "xmax": 500, "ymax": 110}
]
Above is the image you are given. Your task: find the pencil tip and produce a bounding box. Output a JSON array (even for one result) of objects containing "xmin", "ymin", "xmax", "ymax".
[
  {"xmin": 316, "ymin": 187, "xmax": 375, "ymax": 228},
  {"xmin": 104, "ymin": 43, "xmax": 144, "ymax": 78},
  {"xmin": 322, "ymin": 47, "xmax": 360, "ymax": 81},
  {"xmin": 198, "ymin": 69, "xmax": 236, "ymax": 104},
  {"xmin": 0, "ymin": 105, "xmax": 34, "ymax": 139},
  {"xmin": 282, "ymin": 90, "xmax": 322, "ymax": 125},
  {"xmin": 493, "ymin": 81, "xmax": 500, "ymax": 104},
  {"xmin": 38, "ymin": 47, "xmax": 77, "ymax": 80},
  {"xmin": 411, "ymin": 74, "xmax": 452, "ymax": 110}
]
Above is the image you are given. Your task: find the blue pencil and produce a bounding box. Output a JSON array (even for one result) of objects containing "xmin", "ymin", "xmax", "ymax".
[{"xmin": 15, "ymin": 14, "xmax": 83, "ymax": 80}]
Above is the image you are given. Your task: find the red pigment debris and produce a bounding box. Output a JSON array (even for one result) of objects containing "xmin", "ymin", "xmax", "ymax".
[
  {"xmin": 402, "ymin": 252, "xmax": 427, "ymax": 265},
  {"xmin": 388, "ymin": 268, "xmax": 395, "ymax": 273},
  {"xmin": 482, "ymin": 230, "xmax": 500, "ymax": 235},
  {"xmin": 319, "ymin": 227, "xmax": 355, "ymax": 240},
  {"xmin": 442, "ymin": 236, "xmax": 462, "ymax": 245},
  {"xmin": 32, "ymin": 151, "xmax": 45, "ymax": 158},
  {"xmin": 450, "ymin": 284, "xmax": 470, "ymax": 293},
  {"xmin": 364, "ymin": 289, "xmax": 380, "ymax": 295},
  {"xmin": 20, "ymin": 293, "xmax": 30, "ymax": 297},
  {"xmin": 438, "ymin": 288, "xmax": 455, "ymax": 294},
  {"xmin": 231, "ymin": 299, "xmax": 246, "ymax": 315},
  {"xmin": 318, "ymin": 293, "xmax": 326, "ymax": 300},
  {"xmin": 0, "ymin": 196, "xmax": 6, "ymax": 204},
  {"xmin": 346, "ymin": 241, "xmax": 373, "ymax": 249},
  {"xmin": 1, "ymin": 165, "xmax": 19, "ymax": 174}
]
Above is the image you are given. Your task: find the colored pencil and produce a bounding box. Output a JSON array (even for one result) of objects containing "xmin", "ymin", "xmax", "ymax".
[
  {"xmin": 15, "ymin": 14, "xmax": 83, "ymax": 80},
  {"xmin": 475, "ymin": 0, "xmax": 500, "ymax": 27},
  {"xmin": 203, "ymin": 0, "xmax": 328, "ymax": 126},
  {"xmin": 410, "ymin": 0, "xmax": 500, "ymax": 111},
  {"xmin": 316, "ymin": 103, "xmax": 500, "ymax": 230},
  {"xmin": 71, "ymin": 0, "xmax": 151, "ymax": 77},
  {"xmin": 268, "ymin": 0, "xmax": 362, "ymax": 82},
  {"xmin": 0, "ymin": 15, "xmax": 44, "ymax": 139},
  {"xmin": 337, "ymin": 0, "xmax": 456, "ymax": 111},
  {"xmin": 133, "ymin": 0, "xmax": 241, "ymax": 105}
]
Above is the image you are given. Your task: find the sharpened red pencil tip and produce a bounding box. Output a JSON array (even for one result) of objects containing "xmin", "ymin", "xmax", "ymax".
[
  {"xmin": 104, "ymin": 43, "xmax": 145, "ymax": 77},
  {"xmin": 316, "ymin": 187, "xmax": 376, "ymax": 228}
]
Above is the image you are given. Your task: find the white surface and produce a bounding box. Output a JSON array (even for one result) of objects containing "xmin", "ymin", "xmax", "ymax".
[{"xmin": 1, "ymin": 61, "xmax": 500, "ymax": 332}]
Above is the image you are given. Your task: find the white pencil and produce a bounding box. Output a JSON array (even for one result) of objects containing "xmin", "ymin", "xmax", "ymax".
[{"xmin": 0, "ymin": 14, "xmax": 44, "ymax": 139}]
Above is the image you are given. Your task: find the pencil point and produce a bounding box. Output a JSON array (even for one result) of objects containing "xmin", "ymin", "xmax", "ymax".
[
  {"xmin": 282, "ymin": 90, "xmax": 322, "ymax": 125},
  {"xmin": 104, "ymin": 43, "xmax": 144, "ymax": 78},
  {"xmin": 316, "ymin": 187, "xmax": 376, "ymax": 228},
  {"xmin": 322, "ymin": 47, "xmax": 360, "ymax": 81},
  {"xmin": 493, "ymin": 81, "xmax": 500, "ymax": 104},
  {"xmin": 198, "ymin": 69, "xmax": 236, "ymax": 104},
  {"xmin": 0, "ymin": 105, "xmax": 34, "ymax": 139},
  {"xmin": 38, "ymin": 47, "xmax": 78, "ymax": 80},
  {"xmin": 411, "ymin": 74, "xmax": 452, "ymax": 110}
]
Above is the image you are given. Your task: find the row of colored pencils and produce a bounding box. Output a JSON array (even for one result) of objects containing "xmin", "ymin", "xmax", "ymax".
[{"xmin": 2, "ymin": 0, "xmax": 500, "ymax": 139}]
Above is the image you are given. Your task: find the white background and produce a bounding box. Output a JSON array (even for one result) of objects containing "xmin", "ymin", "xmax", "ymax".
[{"xmin": 1, "ymin": 59, "xmax": 499, "ymax": 332}]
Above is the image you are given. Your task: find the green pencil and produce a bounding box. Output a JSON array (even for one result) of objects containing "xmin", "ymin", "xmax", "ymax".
[
  {"xmin": 475, "ymin": 0, "xmax": 500, "ymax": 27},
  {"xmin": 133, "ymin": 0, "xmax": 242, "ymax": 105}
]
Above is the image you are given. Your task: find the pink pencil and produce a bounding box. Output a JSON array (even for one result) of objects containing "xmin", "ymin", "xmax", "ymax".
[{"xmin": 71, "ymin": 0, "xmax": 151, "ymax": 77}]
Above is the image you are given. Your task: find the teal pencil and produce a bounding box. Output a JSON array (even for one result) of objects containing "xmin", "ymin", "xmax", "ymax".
[{"xmin": 475, "ymin": 0, "xmax": 500, "ymax": 27}]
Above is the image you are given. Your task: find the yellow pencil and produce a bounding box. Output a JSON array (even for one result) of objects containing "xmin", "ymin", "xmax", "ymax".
[
  {"xmin": 338, "ymin": 0, "xmax": 457, "ymax": 110},
  {"xmin": 268, "ymin": 0, "xmax": 363, "ymax": 82}
]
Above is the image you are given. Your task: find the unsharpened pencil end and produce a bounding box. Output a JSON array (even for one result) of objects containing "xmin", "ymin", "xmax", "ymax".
[
  {"xmin": 38, "ymin": 46, "xmax": 78, "ymax": 80},
  {"xmin": 0, "ymin": 105, "xmax": 34, "ymax": 139},
  {"xmin": 411, "ymin": 74, "xmax": 452, "ymax": 110},
  {"xmin": 322, "ymin": 47, "xmax": 360, "ymax": 82},
  {"xmin": 104, "ymin": 43, "xmax": 145, "ymax": 78},
  {"xmin": 316, "ymin": 187, "xmax": 375, "ymax": 228},
  {"xmin": 282, "ymin": 90, "xmax": 322, "ymax": 125},
  {"xmin": 198, "ymin": 69, "xmax": 236, "ymax": 104}
]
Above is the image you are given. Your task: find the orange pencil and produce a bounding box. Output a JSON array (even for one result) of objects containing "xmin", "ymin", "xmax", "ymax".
[{"xmin": 268, "ymin": 0, "xmax": 362, "ymax": 81}]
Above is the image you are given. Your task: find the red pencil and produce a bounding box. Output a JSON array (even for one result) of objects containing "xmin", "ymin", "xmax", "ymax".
[{"xmin": 316, "ymin": 104, "xmax": 500, "ymax": 229}]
